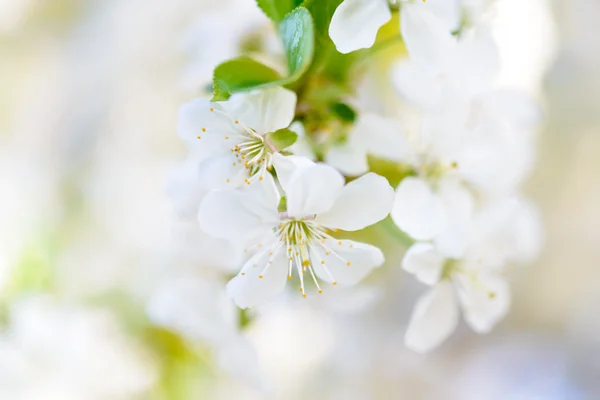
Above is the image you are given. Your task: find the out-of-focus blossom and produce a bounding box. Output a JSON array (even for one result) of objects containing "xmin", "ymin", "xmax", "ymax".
[{"xmin": 0, "ymin": 296, "xmax": 157, "ymax": 400}]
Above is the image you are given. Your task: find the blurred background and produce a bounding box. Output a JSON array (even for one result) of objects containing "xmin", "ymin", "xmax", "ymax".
[{"xmin": 1, "ymin": 0, "xmax": 599, "ymax": 399}]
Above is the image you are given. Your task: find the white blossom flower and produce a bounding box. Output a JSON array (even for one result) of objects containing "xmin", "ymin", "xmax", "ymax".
[
  {"xmin": 329, "ymin": 0, "xmax": 462, "ymax": 54},
  {"xmin": 402, "ymin": 242, "xmax": 510, "ymax": 353},
  {"xmin": 0, "ymin": 296, "xmax": 157, "ymax": 400},
  {"xmin": 178, "ymin": 86, "xmax": 297, "ymax": 191},
  {"xmin": 386, "ymin": 28, "xmax": 537, "ymax": 246},
  {"xmin": 198, "ymin": 158, "xmax": 394, "ymax": 308},
  {"xmin": 402, "ymin": 196, "xmax": 542, "ymax": 352}
]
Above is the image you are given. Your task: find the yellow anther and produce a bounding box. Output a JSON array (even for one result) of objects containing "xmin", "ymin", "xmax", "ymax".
[
  {"xmin": 209, "ymin": 107, "xmax": 214, "ymax": 112},
  {"xmin": 202, "ymin": 127, "xmax": 206, "ymax": 132},
  {"xmin": 333, "ymin": 281, "xmax": 337, "ymax": 285},
  {"xmin": 288, "ymin": 275, "xmax": 292, "ymax": 280},
  {"xmin": 325, "ymin": 251, "xmax": 330, "ymax": 255},
  {"xmin": 321, "ymin": 261, "xmax": 325, "ymax": 265},
  {"xmin": 318, "ymin": 290, "xmax": 323, "ymax": 294},
  {"xmin": 225, "ymin": 135, "xmax": 229, "ymax": 140},
  {"xmin": 235, "ymin": 120, "xmax": 239, "ymax": 124},
  {"xmin": 226, "ymin": 179, "xmax": 230, "ymax": 183},
  {"xmin": 346, "ymin": 261, "xmax": 351, "ymax": 266},
  {"xmin": 241, "ymin": 272, "xmax": 246, "ymax": 276},
  {"xmin": 302, "ymin": 260, "xmax": 310, "ymax": 267},
  {"xmin": 259, "ymin": 275, "xmax": 263, "ymax": 279},
  {"xmin": 338, "ymin": 241, "xmax": 342, "ymax": 245},
  {"xmin": 196, "ymin": 136, "xmax": 201, "ymax": 139},
  {"xmin": 259, "ymin": 176, "xmax": 263, "ymax": 181},
  {"xmin": 269, "ymin": 252, "xmax": 273, "ymax": 256},
  {"xmin": 302, "ymin": 294, "xmax": 307, "ymax": 298},
  {"xmin": 233, "ymin": 162, "xmax": 236, "ymax": 166}
]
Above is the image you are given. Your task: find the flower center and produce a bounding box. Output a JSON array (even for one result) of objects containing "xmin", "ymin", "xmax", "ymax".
[
  {"xmin": 240, "ymin": 216, "xmax": 353, "ymax": 298},
  {"xmin": 230, "ymin": 127, "xmax": 276, "ymax": 184}
]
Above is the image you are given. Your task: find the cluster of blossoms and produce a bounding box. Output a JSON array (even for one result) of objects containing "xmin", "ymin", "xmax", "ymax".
[{"xmin": 171, "ymin": 0, "xmax": 541, "ymax": 356}]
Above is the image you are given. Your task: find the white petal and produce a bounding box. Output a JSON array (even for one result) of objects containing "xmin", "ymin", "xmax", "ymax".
[
  {"xmin": 391, "ymin": 177, "xmax": 447, "ymax": 240},
  {"xmin": 400, "ymin": 4, "xmax": 456, "ymax": 74},
  {"xmin": 312, "ymin": 239, "xmax": 384, "ymax": 286},
  {"xmin": 226, "ymin": 248, "xmax": 288, "ymax": 309},
  {"xmin": 391, "ymin": 60, "xmax": 442, "ymax": 110},
  {"xmin": 271, "ymin": 153, "xmax": 315, "ymax": 194},
  {"xmin": 456, "ymin": 273, "xmax": 510, "ymax": 334},
  {"xmin": 325, "ymin": 143, "xmax": 369, "ymax": 177},
  {"xmin": 177, "ymin": 99, "xmax": 237, "ymax": 147},
  {"xmin": 402, "ymin": 243, "xmax": 445, "ymax": 285},
  {"xmin": 329, "ymin": 0, "xmax": 391, "ymax": 54},
  {"xmin": 147, "ymin": 276, "xmax": 236, "ymax": 343},
  {"xmin": 286, "ymin": 163, "xmax": 345, "ymax": 218},
  {"xmin": 448, "ymin": 27, "xmax": 500, "ymax": 97},
  {"xmin": 352, "ymin": 113, "xmax": 410, "ymax": 162},
  {"xmin": 315, "ymin": 173, "xmax": 394, "ymax": 231},
  {"xmin": 223, "ymin": 87, "xmax": 296, "ymax": 134},
  {"xmin": 197, "ymin": 153, "xmax": 247, "ymax": 191},
  {"xmin": 198, "ymin": 175, "xmax": 280, "ymax": 242},
  {"xmin": 433, "ymin": 179, "xmax": 474, "ymax": 258},
  {"xmin": 417, "ymin": 0, "xmax": 461, "ymax": 33},
  {"xmin": 404, "ymin": 281, "xmax": 459, "ymax": 353},
  {"xmin": 287, "ymin": 121, "xmax": 316, "ymax": 160}
]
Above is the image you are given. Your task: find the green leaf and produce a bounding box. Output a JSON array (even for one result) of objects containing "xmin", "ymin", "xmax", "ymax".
[
  {"xmin": 212, "ymin": 57, "xmax": 283, "ymax": 101},
  {"xmin": 302, "ymin": 0, "xmax": 343, "ymax": 56},
  {"xmin": 279, "ymin": 6, "xmax": 315, "ymax": 83},
  {"xmin": 331, "ymin": 102, "xmax": 357, "ymax": 122},
  {"xmin": 211, "ymin": 8, "xmax": 315, "ymax": 100},
  {"xmin": 267, "ymin": 128, "xmax": 298, "ymax": 150},
  {"xmin": 256, "ymin": 0, "xmax": 302, "ymax": 22}
]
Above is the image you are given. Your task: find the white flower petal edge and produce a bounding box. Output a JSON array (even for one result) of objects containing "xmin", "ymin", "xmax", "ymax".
[
  {"xmin": 223, "ymin": 86, "xmax": 297, "ymax": 134},
  {"xmin": 271, "ymin": 153, "xmax": 314, "ymax": 194},
  {"xmin": 402, "ymin": 243, "xmax": 445, "ymax": 285},
  {"xmin": 456, "ymin": 272, "xmax": 511, "ymax": 333},
  {"xmin": 227, "ymin": 250, "xmax": 289, "ymax": 309},
  {"xmin": 351, "ymin": 113, "xmax": 410, "ymax": 162},
  {"xmin": 198, "ymin": 173, "xmax": 280, "ymax": 242},
  {"xmin": 286, "ymin": 163, "xmax": 345, "ymax": 218},
  {"xmin": 316, "ymin": 173, "xmax": 394, "ymax": 231},
  {"xmin": 391, "ymin": 177, "xmax": 447, "ymax": 241},
  {"xmin": 329, "ymin": 0, "xmax": 391, "ymax": 54},
  {"xmin": 312, "ymin": 240, "xmax": 384, "ymax": 286},
  {"xmin": 400, "ymin": 3, "xmax": 456, "ymax": 74},
  {"xmin": 404, "ymin": 281, "xmax": 459, "ymax": 353},
  {"xmin": 325, "ymin": 143, "xmax": 370, "ymax": 177}
]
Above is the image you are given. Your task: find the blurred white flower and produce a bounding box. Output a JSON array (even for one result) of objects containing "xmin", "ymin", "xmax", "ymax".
[
  {"xmin": 198, "ymin": 161, "xmax": 393, "ymax": 308},
  {"xmin": 402, "ymin": 196, "xmax": 542, "ymax": 352},
  {"xmin": 0, "ymin": 296, "xmax": 157, "ymax": 400},
  {"xmin": 177, "ymin": 87, "xmax": 297, "ymax": 190}
]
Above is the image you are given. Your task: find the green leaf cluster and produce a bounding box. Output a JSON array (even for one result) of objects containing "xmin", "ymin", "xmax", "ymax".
[{"xmin": 212, "ymin": 0, "xmax": 359, "ymax": 101}]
